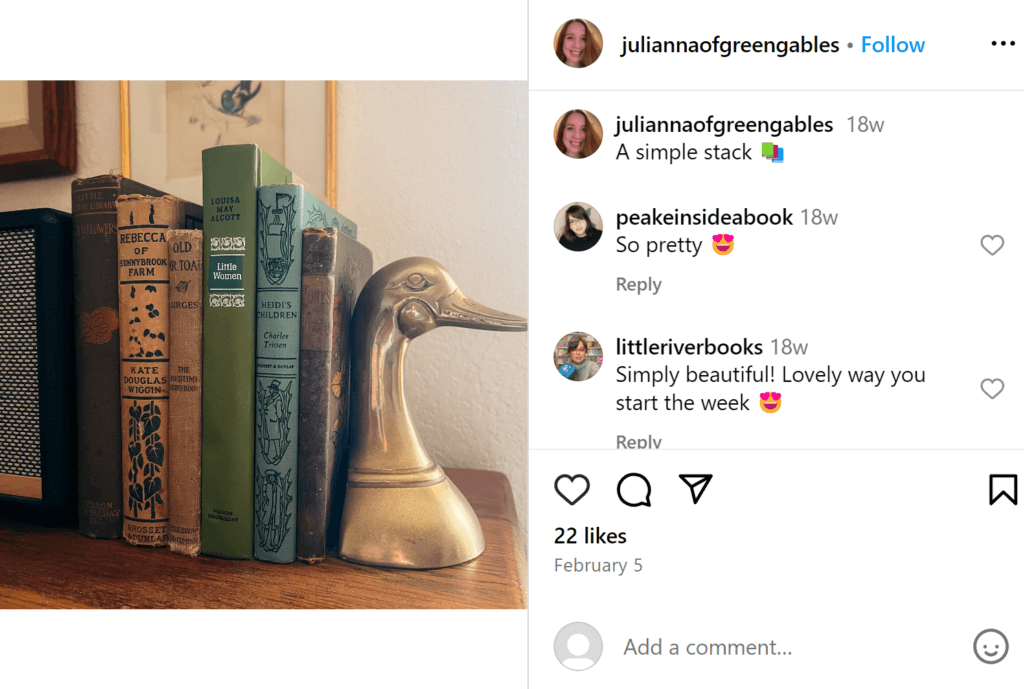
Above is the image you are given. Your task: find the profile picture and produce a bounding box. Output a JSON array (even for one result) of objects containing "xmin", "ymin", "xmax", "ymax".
[
  {"xmin": 554, "ymin": 332, "xmax": 603, "ymax": 381},
  {"xmin": 554, "ymin": 202, "xmax": 603, "ymax": 252},
  {"xmin": 553, "ymin": 19, "xmax": 603, "ymax": 69},
  {"xmin": 553, "ymin": 110, "xmax": 602, "ymax": 159},
  {"xmin": 553, "ymin": 621, "xmax": 603, "ymax": 671}
]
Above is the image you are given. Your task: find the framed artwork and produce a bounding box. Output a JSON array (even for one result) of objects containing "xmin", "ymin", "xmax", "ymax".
[
  {"xmin": 0, "ymin": 81, "xmax": 77, "ymax": 182},
  {"xmin": 120, "ymin": 81, "xmax": 337, "ymax": 205}
]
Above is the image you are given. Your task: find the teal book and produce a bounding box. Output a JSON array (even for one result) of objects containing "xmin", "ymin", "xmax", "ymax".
[
  {"xmin": 254, "ymin": 184, "xmax": 354, "ymax": 563},
  {"xmin": 201, "ymin": 144, "xmax": 292, "ymax": 559}
]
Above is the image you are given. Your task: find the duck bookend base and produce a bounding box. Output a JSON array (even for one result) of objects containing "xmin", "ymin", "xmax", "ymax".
[{"xmin": 340, "ymin": 467, "xmax": 485, "ymax": 569}]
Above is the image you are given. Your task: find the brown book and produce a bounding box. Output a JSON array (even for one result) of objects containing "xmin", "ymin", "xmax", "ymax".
[
  {"xmin": 115, "ymin": 195, "xmax": 202, "ymax": 546},
  {"xmin": 72, "ymin": 175, "xmax": 167, "ymax": 539},
  {"xmin": 297, "ymin": 227, "xmax": 371, "ymax": 562},
  {"xmin": 167, "ymin": 229, "xmax": 204, "ymax": 555}
]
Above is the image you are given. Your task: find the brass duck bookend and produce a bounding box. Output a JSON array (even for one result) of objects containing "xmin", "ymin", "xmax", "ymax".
[{"xmin": 340, "ymin": 257, "xmax": 526, "ymax": 568}]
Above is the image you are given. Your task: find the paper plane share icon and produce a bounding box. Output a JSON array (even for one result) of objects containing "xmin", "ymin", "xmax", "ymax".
[{"xmin": 679, "ymin": 474, "xmax": 712, "ymax": 505}]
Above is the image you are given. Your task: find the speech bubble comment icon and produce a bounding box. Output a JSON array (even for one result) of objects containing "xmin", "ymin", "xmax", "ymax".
[{"xmin": 617, "ymin": 473, "xmax": 652, "ymax": 507}]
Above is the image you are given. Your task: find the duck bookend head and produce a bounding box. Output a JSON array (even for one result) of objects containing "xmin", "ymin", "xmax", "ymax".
[{"xmin": 340, "ymin": 257, "xmax": 526, "ymax": 569}]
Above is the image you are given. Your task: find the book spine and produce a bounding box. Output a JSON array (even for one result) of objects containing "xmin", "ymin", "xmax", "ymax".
[
  {"xmin": 252, "ymin": 189, "xmax": 305, "ymax": 563},
  {"xmin": 254, "ymin": 186, "xmax": 349, "ymax": 562},
  {"xmin": 167, "ymin": 229, "xmax": 204, "ymax": 555},
  {"xmin": 72, "ymin": 176, "xmax": 167, "ymax": 538},
  {"xmin": 202, "ymin": 145, "xmax": 291, "ymax": 558},
  {"xmin": 71, "ymin": 178, "xmax": 125, "ymax": 538},
  {"xmin": 297, "ymin": 228, "xmax": 372, "ymax": 562},
  {"xmin": 297, "ymin": 229, "xmax": 337, "ymax": 563},
  {"xmin": 116, "ymin": 196, "xmax": 175, "ymax": 546}
]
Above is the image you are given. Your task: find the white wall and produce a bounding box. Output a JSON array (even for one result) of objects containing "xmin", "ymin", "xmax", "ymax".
[
  {"xmin": 336, "ymin": 83, "xmax": 528, "ymax": 545},
  {"xmin": 0, "ymin": 81, "xmax": 529, "ymax": 548}
]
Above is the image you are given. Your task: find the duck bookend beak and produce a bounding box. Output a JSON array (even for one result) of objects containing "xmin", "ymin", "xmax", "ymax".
[{"xmin": 436, "ymin": 289, "xmax": 527, "ymax": 332}]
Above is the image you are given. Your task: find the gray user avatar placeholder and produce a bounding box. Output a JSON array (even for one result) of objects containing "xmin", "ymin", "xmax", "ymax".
[
  {"xmin": 554, "ymin": 621, "xmax": 603, "ymax": 671},
  {"xmin": 974, "ymin": 629, "xmax": 1009, "ymax": 664}
]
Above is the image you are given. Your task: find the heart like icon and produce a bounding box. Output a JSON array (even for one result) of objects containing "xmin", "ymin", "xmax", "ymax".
[
  {"xmin": 981, "ymin": 378, "xmax": 1005, "ymax": 399},
  {"xmin": 981, "ymin": 235, "xmax": 1004, "ymax": 255},
  {"xmin": 554, "ymin": 474, "xmax": 590, "ymax": 506}
]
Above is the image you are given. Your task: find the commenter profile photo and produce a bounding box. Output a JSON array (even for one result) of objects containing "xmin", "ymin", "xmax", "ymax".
[
  {"xmin": 554, "ymin": 202, "xmax": 603, "ymax": 252},
  {"xmin": 553, "ymin": 19, "xmax": 603, "ymax": 68},
  {"xmin": 555, "ymin": 332, "xmax": 602, "ymax": 381},
  {"xmin": 553, "ymin": 110, "xmax": 603, "ymax": 159}
]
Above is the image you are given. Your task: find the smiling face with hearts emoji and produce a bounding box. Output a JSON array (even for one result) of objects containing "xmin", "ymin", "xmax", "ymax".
[
  {"xmin": 712, "ymin": 234, "xmax": 734, "ymax": 255},
  {"xmin": 760, "ymin": 391, "xmax": 781, "ymax": 413}
]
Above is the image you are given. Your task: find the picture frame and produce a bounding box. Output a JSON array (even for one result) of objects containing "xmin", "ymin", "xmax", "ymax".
[
  {"xmin": 120, "ymin": 81, "xmax": 336, "ymax": 206},
  {"xmin": 0, "ymin": 81, "xmax": 77, "ymax": 182}
]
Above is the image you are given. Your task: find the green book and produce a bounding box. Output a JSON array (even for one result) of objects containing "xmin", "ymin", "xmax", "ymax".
[
  {"xmin": 254, "ymin": 184, "xmax": 354, "ymax": 563},
  {"xmin": 201, "ymin": 144, "xmax": 292, "ymax": 558}
]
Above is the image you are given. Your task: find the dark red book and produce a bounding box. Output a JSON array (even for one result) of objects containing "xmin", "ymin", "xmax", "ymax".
[
  {"xmin": 297, "ymin": 227, "xmax": 371, "ymax": 562},
  {"xmin": 71, "ymin": 174, "xmax": 167, "ymax": 538}
]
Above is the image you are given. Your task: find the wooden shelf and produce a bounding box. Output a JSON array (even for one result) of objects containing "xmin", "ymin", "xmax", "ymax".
[{"xmin": 0, "ymin": 468, "xmax": 525, "ymax": 609}]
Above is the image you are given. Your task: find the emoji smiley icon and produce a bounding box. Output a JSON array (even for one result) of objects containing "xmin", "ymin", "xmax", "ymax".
[
  {"xmin": 712, "ymin": 234, "xmax": 734, "ymax": 255},
  {"xmin": 759, "ymin": 392, "xmax": 781, "ymax": 413},
  {"xmin": 974, "ymin": 629, "xmax": 1009, "ymax": 664}
]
